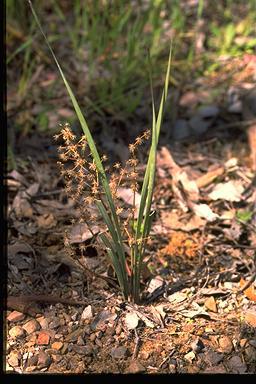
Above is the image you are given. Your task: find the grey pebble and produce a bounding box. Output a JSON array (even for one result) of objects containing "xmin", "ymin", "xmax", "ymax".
[
  {"xmin": 189, "ymin": 115, "xmax": 211, "ymax": 135},
  {"xmin": 49, "ymin": 318, "xmax": 61, "ymax": 330},
  {"xmin": 249, "ymin": 339, "xmax": 256, "ymax": 348},
  {"xmin": 95, "ymin": 338, "xmax": 102, "ymax": 348},
  {"xmin": 37, "ymin": 351, "xmax": 52, "ymax": 368},
  {"xmin": 72, "ymin": 344, "xmax": 93, "ymax": 356},
  {"xmin": 227, "ymin": 355, "xmax": 247, "ymax": 373},
  {"xmin": 77, "ymin": 335, "xmax": 85, "ymax": 346},
  {"xmin": 244, "ymin": 345, "xmax": 256, "ymax": 362},
  {"xmin": 203, "ymin": 350, "xmax": 224, "ymax": 366},
  {"xmin": 111, "ymin": 346, "xmax": 128, "ymax": 359},
  {"xmin": 198, "ymin": 105, "xmax": 219, "ymax": 118},
  {"xmin": 172, "ymin": 119, "xmax": 190, "ymax": 140},
  {"xmin": 27, "ymin": 354, "xmax": 39, "ymax": 367}
]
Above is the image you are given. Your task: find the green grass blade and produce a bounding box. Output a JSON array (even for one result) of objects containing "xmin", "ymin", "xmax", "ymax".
[
  {"xmin": 7, "ymin": 36, "xmax": 34, "ymax": 65},
  {"xmin": 98, "ymin": 233, "xmax": 127, "ymax": 298},
  {"xmin": 95, "ymin": 200, "xmax": 119, "ymax": 243},
  {"xmin": 136, "ymin": 42, "xmax": 172, "ymax": 242},
  {"xmin": 95, "ymin": 200, "xmax": 129, "ymax": 294},
  {"xmin": 132, "ymin": 43, "xmax": 172, "ymax": 300},
  {"xmin": 28, "ymin": 0, "xmax": 129, "ymax": 298},
  {"xmin": 141, "ymin": 41, "xmax": 173, "ymax": 242}
]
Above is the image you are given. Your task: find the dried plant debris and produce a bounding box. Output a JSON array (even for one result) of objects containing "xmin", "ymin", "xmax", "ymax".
[{"xmin": 6, "ymin": 37, "xmax": 256, "ymax": 373}]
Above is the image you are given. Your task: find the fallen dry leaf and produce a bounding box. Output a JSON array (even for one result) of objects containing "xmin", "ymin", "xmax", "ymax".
[
  {"xmin": 116, "ymin": 187, "xmax": 141, "ymax": 217},
  {"xmin": 36, "ymin": 213, "xmax": 57, "ymax": 229},
  {"xmin": 13, "ymin": 220, "xmax": 38, "ymax": 236},
  {"xmin": 243, "ymin": 309, "xmax": 256, "ymax": 327},
  {"xmin": 8, "ymin": 242, "xmax": 34, "ymax": 259},
  {"xmin": 12, "ymin": 182, "xmax": 40, "ymax": 218},
  {"xmin": 13, "ymin": 197, "xmax": 33, "ymax": 218},
  {"xmin": 209, "ymin": 181, "xmax": 244, "ymax": 202},
  {"xmin": 146, "ymin": 276, "xmax": 165, "ymax": 294},
  {"xmin": 8, "ymin": 169, "xmax": 28, "ymax": 187},
  {"xmin": 166, "ymin": 292, "xmax": 187, "ymax": 304},
  {"xmin": 204, "ymin": 296, "xmax": 218, "ymax": 313},
  {"xmin": 181, "ymin": 302, "xmax": 216, "ymax": 320},
  {"xmin": 240, "ymin": 278, "xmax": 256, "ymax": 302},
  {"xmin": 69, "ymin": 223, "xmax": 102, "ymax": 244},
  {"xmin": 191, "ymin": 203, "xmax": 219, "ymax": 222}
]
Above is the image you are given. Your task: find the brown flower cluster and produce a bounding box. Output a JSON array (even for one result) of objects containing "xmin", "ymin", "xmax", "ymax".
[{"xmin": 55, "ymin": 122, "xmax": 150, "ymax": 249}]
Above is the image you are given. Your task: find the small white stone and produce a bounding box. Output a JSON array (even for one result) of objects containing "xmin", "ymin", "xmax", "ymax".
[
  {"xmin": 9, "ymin": 326, "xmax": 26, "ymax": 339},
  {"xmin": 125, "ymin": 311, "xmax": 139, "ymax": 330},
  {"xmin": 81, "ymin": 305, "xmax": 94, "ymax": 320},
  {"xmin": 184, "ymin": 351, "xmax": 195, "ymax": 363}
]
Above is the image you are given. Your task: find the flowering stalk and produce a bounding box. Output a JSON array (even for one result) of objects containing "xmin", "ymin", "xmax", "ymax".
[{"xmin": 29, "ymin": 0, "xmax": 172, "ymax": 303}]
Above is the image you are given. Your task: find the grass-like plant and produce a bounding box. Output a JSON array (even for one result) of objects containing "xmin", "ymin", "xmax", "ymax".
[{"xmin": 28, "ymin": 0, "xmax": 172, "ymax": 303}]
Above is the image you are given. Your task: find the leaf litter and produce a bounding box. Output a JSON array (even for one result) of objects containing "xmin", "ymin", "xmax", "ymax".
[{"xmin": 7, "ymin": 62, "xmax": 256, "ymax": 374}]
